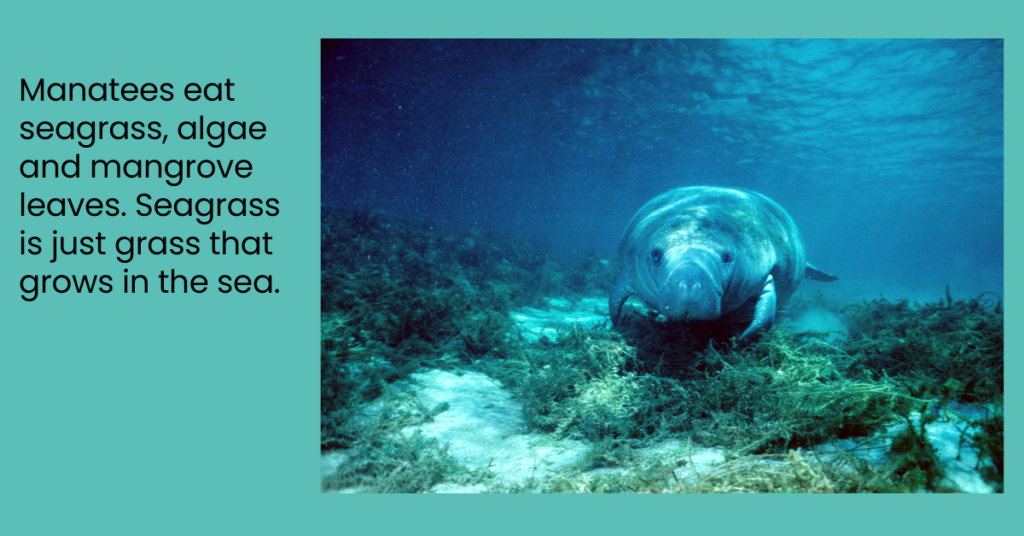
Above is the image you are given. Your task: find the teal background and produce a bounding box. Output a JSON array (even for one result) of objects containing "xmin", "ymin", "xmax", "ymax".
[{"xmin": 0, "ymin": 1, "xmax": 1014, "ymax": 535}]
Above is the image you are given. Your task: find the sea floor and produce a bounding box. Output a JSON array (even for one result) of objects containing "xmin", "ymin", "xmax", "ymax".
[{"xmin": 322, "ymin": 297, "xmax": 997, "ymax": 493}]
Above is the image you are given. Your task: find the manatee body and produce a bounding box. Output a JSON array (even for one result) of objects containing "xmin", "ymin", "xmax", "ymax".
[{"xmin": 609, "ymin": 187, "xmax": 837, "ymax": 338}]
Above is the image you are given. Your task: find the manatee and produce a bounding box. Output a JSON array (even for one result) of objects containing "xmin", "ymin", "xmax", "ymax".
[{"xmin": 609, "ymin": 187, "xmax": 837, "ymax": 338}]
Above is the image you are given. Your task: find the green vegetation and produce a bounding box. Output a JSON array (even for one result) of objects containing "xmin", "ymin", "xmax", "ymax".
[
  {"xmin": 321, "ymin": 208, "xmax": 1003, "ymax": 493},
  {"xmin": 971, "ymin": 407, "xmax": 1004, "ymax": 492},
  {"xmin": 320, "ymin": 207, "xmax": 559, "ymax": 451},
  {"xmin": 320, "ymin": 207, "xmax": 564, "ymax": 491},
  {"xmin": 320, "ymin": 391, "xmax": 464, "ymax": 493},
  {"xmin": 887, "ymin": 403, "xmax": 950, "ymax": 492}
]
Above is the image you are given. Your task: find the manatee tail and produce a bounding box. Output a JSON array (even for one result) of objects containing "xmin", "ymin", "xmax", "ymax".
[{"xmin": 805, "ymin": 263, "xmax": 839, "ymax": 282}]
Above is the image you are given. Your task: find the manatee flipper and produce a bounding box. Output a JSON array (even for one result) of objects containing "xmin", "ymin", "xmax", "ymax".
[
  {"xmin": 740, "ymin": 274, "xmax": 777, "ymax": 339},
  {"xmin": 609, "ymin": 272, "xmax": 634, "ymax": 327},
  {"xmin": 805, "ymin": 263, "xmax": 839, "ymax": 282}
]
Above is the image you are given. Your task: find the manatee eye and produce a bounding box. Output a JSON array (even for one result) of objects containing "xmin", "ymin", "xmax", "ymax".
[
  {"xmin": 650, "ymin": 248, "xmax": 664, "ymax": 266},
  {"xmin": 721, "ymin": 251, "xmax": 732, "ymax": 263}
]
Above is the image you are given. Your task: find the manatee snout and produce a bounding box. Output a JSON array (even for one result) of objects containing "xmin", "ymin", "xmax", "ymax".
[{"xmin": 658, "ymin": 253, "xmax": 723, "ymax": 320}]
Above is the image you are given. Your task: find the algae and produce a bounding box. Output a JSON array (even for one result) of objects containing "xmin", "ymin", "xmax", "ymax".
[
  {"xmin": 971, "ymin": 407, "xmax": 1004, "ymax": 492},
  {"xmin": 841, "ymin": 291, "xmax": 1003, "ymax": 403},
  {"xmin": 320, "ymin": 207, "xmax": 564, "ymax": 490},
  {"xmin": 320, "ymin": 206, "xmax": 558, "ymax": 451},
  {"xmin": 320, "ymin": 384, "xmax": 467, "ymax": 492},
  {"xmin": 321, "ymin": 207, "xmax": 1003, "ymax": 493}
]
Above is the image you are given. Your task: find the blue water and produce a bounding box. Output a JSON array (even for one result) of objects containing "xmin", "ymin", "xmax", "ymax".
[{"xmin": 321, "ymin": 39, "xmax": 1003, "ymax": 303}]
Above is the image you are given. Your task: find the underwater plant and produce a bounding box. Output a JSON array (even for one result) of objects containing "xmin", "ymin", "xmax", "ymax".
[
  {"xmin": 321, "ymin": 208, "xmax": 1003, "ymax": 493},
  {"xmin": 886, "ymin": 403, "xmax": 949, "ymax": 492},
  {"xmin": 840, "ymin": 291, "xmax": 1003, "ymax": 403},
  {"xmin": 971, "ymin": 407, "xmax": 1003, "ymax": 492},
  {"xmin": 321, "ymin": 208, "xmax": 578, "ymax": 490}
]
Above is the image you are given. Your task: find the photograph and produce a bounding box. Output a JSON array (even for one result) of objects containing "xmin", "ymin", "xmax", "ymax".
[{"xmin": 319, "ymin": 39, "xmax": 1003, "ymax": 493}]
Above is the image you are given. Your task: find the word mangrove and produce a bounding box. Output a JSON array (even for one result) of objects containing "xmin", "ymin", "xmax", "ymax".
[{"xmin": 20, "ymin": 153, "xmax": 253, "ymax": 184}]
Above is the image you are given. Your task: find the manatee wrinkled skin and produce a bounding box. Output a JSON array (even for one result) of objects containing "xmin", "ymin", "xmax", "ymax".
[{"xmin": 609, "ymin": 187, "xmax": 837, "ymax": 338}]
